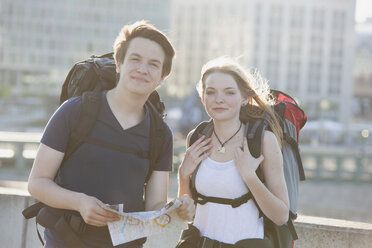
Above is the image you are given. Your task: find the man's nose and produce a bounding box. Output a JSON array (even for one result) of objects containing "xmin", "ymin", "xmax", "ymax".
[{"xmin": 137, "ymin": 62, "xmax": 148, "ymax": 74}]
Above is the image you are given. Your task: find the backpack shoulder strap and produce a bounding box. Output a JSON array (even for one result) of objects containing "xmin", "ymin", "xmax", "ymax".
[
  {"xmin": 64, "ymin": 87, "xmax": 102, "ymax": 162},
  {"xmin": 245, "ymin": 118, "xmax": 267, "ymax": 159},
  {"xmin": 145, "ymin": 99, "xmax": 166, "ymax": 184},
  {"xmin": 188, "ymin": 120, "xmax": 213, "ymax": 202},
  {"xmin": 189, "ymin": 120, "xmax": 214, "ymax": 147}
]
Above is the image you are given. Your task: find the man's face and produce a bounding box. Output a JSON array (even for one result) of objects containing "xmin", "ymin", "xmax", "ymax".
[{"xmin": 116, "ymin": 37, "xmax": 165, "ymax": 96}]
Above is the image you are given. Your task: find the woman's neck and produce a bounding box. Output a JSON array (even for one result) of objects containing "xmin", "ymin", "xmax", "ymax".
[{"xmin": 213, "ymin": 118, "xmax": 242, "ymax": 141}]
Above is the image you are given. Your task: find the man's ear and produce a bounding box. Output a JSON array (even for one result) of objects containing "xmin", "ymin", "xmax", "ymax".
[
  {"xmin": 158, "ymin": 74, "xmax": 169, "ymax": 86},
  {"xmin": 161, "ymin": 74, "xmax": 168, "ymax": 82}
]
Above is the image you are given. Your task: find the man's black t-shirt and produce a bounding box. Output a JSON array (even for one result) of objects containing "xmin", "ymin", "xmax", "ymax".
[{"xmin": 41, "ymin": 91, "xmax": 173, "ymax": 248}]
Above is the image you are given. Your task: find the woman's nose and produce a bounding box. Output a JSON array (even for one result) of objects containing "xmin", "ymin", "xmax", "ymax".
[{"xmin": 215, "ymin": 93, "xmax": 224, "ymax": 103}]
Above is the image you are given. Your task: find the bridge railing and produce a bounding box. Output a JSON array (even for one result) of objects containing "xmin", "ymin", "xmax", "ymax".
[
  {"xmin": 301, "ymin": 145, "xmax": 372, "ymax": 182},
  {"xmin": 1, "ymin": 132, "xmax": 371, "ymax": 182},
  {"xmin": 0, "ymin": 132, "xmax": 41, "ymax": 169}
]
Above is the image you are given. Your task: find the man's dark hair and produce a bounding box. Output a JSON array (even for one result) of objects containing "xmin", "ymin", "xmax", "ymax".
[{"xmin": 113, "ymin": 20, "xmax": 175, "ymax": 78}]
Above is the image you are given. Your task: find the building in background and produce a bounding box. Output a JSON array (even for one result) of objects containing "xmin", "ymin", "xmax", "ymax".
[
  {"xmin": 168, "ymin": 0, "xmax": 356, "ymax": 125},
  {"xmin": 0, "ymin": 0, "xmax": 364, "ymax": 132},
  {"xmin": 354, "ymin": 18, "xmax": 372, "ymax": 122},
  {"xmin": 0, "ymin": 0, "xmax": 170, "ymax": 131}
]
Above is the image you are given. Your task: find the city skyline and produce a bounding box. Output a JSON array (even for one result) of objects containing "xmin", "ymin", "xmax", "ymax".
[
  {"xmin": 0, "ymin": 0, "xmax": 371, "ymax": 132},
  {"xmin": 169, "ymin": 0, "xmax": 355, "ymax": 126}
]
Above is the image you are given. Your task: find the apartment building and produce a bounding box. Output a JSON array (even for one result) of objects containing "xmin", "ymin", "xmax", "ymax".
[
  {"xmin": 169, "ymin": 0, "xmax": 356, "ymax": 124},
  {"xmin": 354, "ymin": 18, "xmax": 372, "ymax": 121},
  {"xmin": 0, "ymin": 0, "xmax": 170, "ymax": 97},
  {"xmin": 0, "ymin": 0, "xmax": 170, "ymax": 130}
]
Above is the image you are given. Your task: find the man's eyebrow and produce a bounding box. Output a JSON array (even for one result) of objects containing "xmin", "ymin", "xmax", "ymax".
[
  {"xmin": 129, "ymin": 53, "xmax": 162, "ymax": 65},
  {"xmin": 149, "ymin": 59, "xmax": 162, "ymax": 65}
]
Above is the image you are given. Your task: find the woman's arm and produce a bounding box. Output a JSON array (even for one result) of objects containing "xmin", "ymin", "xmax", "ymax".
[
  {"xmin": 234, "ymin": 131, "xmax": 289, "ymax": 226},
  {"xmin": 177, "ymin": 131, "xmax": 194, "ymax": 197},
  {"xmin": 28, "ymin": 143, "xmax": 119, "ymax": 226},
  {"xmin": 177, "ymin": 131, "xmax": 212, "ymax": 220},
  {"xmin": 177, "ymin": 131, "xmax": 213, "ymax": 197}
]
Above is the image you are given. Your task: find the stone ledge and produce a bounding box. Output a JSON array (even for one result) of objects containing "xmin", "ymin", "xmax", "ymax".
[
  {"xmin": 296, "ymin": 215, "xmax": 372, "ymax": 233},
  {"xmin": 1, "ymin": 191, "xmax": 371, "ymax": 248},
  {"xmin": 0, "ymin": 186, "xmax": 29, "ymax": 196}
]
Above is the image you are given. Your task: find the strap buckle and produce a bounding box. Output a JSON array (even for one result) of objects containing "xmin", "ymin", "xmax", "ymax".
[
  {"xmin": 196, "ymin": 194, "xmax": 209, "ymax": 205},
  {"xmin": 231, "ymin": 192, "xmax": 251, "ymax": 208}
]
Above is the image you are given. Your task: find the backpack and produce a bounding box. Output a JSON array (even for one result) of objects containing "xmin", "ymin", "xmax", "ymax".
[
  {"xmin": 186, "ymin": 90, "xmax": 307, "ymax": 248},
  {"xmin": 22, "ymin": 52, "xmax": 166, "ymax": 247}
]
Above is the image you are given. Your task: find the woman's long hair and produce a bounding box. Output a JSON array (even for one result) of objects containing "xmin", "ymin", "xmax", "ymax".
[{"xmin": 197, "ymin": 57, "xmax": 283, "ymax": 147}]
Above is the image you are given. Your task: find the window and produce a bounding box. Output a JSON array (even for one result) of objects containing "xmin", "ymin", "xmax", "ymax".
[
  {"xmin": 328, "ymin": 64, "xmax": 342, "ymax": 94},
  {"xmin": 312, "ymin": 8, "xmax": 325, "ymax": 29}
]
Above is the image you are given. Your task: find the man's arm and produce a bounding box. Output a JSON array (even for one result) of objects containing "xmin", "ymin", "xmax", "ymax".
[
  {"xmin": 144, "ymin": 171, "xmax": 169, "ymax": 211},
  {"xmin": 28, "ymin": 143, "xmax": 119, "ymax": 226}
]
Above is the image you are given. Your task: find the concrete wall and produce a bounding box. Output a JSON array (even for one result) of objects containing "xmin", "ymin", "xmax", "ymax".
[{"xmin": 1, "ymin": 189, "xmax": 371, "ymax": 248}]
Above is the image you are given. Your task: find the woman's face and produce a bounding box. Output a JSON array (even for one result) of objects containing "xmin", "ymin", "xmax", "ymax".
[{"xmin": 203, "ymin": 71, "xmax": 246, "ymax": 122}]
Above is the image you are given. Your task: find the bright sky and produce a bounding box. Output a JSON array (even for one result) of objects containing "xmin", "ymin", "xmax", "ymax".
[{"xmin": 356, "ymin": 0, "xmax": 372, "ymax": 23}]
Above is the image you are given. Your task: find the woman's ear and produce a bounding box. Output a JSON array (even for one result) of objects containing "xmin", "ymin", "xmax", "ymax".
[
  {"xmin": 115, "ymin": 62, "xmax": 121, "ymax": 73},
  {"xmin": 241, "ymin": 98, "xmax": 248, "ymax": 107}
]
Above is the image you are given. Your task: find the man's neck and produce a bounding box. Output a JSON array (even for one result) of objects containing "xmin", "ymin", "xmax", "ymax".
[
  {"xmin": 106, "ymin": 87, "xmax": 150, "ymax": 130},
  {"xmin": 107, "ymin": 86, "xmax": 148, "ymax": 115}
]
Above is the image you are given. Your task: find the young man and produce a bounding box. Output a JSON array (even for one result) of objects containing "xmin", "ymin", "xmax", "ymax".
[{"xmin": 28, "ymin": 21, "xmax": 194, "ymax": 248}]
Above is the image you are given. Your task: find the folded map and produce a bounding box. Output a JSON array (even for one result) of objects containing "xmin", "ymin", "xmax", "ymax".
[{"xmin": 106, "ymin": 198, "xmax": 187, "ymax": 246}]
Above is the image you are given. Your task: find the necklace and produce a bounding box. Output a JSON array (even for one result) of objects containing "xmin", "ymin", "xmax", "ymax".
[{"xmin": 213, "ymin": 122, "xmax": 242, "ymax": 153}]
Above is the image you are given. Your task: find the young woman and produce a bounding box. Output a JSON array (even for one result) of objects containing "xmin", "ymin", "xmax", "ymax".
[{"xmin": 177, "ymin": 57, "xmax": 289, "ymax": 247}]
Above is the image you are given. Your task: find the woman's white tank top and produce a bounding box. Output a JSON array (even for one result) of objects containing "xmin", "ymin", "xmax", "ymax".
[{"xmin": 193, "ymin": 157, "xmax": 264, "ymax": 244}]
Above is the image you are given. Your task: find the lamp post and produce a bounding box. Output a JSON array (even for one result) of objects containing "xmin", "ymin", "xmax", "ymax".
[{"xmin": 356, "ymin": 129, "xmax": 369, "ymax": 181}]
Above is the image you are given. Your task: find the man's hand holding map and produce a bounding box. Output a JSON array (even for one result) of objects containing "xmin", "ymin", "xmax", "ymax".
[{"xmin": 105, "ymin": 198, "xmax": 188, "ymax": 246}]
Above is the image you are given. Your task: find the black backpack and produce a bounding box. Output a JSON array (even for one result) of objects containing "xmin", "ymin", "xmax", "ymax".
[
  {"xmin": 22, "ymin": 52, "xmax": 166, "ymax": 247},
  {"xmin": 186, "ymin": 90, "xmax": 306, "ymax": 248},
  {"xmin": 58, "ymin": 52, "xmax": 166, "ymax": 182}
]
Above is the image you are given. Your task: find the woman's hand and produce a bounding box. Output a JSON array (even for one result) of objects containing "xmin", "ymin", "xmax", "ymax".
[
  {"xmin": 178, "ymin": 136, "xmax": 213, "ymax": 179},
  {"xmin": 78, "ymin": 194, "xmax": 120, "ymax": 227},
  {"xmin": 177, "ymin": 194, "xmax": 195, "ymax": 221},
  {"xmin": 234, "ymin": 139, "xmax": 264, "ymax": 179}
]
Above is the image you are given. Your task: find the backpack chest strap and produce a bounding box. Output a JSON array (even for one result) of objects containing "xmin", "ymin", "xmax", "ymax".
[{"xmin": 195, "ymin": 191, "xmax": 253, "ymax": 208}]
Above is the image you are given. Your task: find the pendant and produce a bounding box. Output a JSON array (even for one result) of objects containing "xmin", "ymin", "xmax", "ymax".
[{"xmin": 217, "ymin": 146, "xmax": 226, "ymax": 153}]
